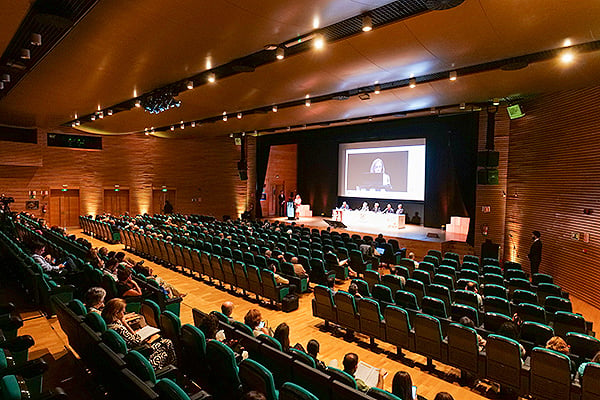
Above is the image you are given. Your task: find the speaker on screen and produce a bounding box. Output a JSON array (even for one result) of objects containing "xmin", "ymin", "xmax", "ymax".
[
  {"xmin": 477, "ymin": 150, "xmax": 499, "ymax": 167},
  {"xmin": 478, "ymin": 168, "xmax": 499, "ymax": 185}
]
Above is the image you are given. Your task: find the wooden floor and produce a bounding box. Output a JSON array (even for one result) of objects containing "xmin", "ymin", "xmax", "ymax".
[{"xmin": 16, "ymin": 228, "xmax": 600, "ymax": 400}]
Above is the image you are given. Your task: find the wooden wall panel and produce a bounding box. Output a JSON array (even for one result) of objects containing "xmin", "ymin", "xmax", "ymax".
[
  {"xmin": 0, "ymin": 141, "xmax": 42, "ymax": 166},
  {"xmin": 505, "ymin": 86, "xmax": 600, "ymax": 309},
  {"xmin": 262, "ymin": 144, "xmax": 297, "ymax": 217},
  {"xmin": 474, "ymin": 109, "xmax": 510, "ymax": 257},
  {"xmin": 0, "ymin": 129, "xmax": 253, "ymax": 221}
]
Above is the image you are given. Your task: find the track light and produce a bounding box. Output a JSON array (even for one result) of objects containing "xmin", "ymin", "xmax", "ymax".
[
  {"xmin": 409, "ymin": 78, "xmax": 416, "ymax": 88},
  {"xmin": 493, "ymin": 98, "xmax": 500, "ymax": 106},
  {"xmin": 135, "ymin": 100, "xmax": 141, "ymax": 107},
  {"xmin": 107, "ymin": 109, "xmax": 113, "ymax": 116},
  {"xmin": 313, "ymin": 34, "xmax": 324, "ymax": 50},
  {"xmin": 71, "ymin": 122, "xmax": 76, "ymax": 127},
  {"xmin": 98, "ymin": 111, "xmax": 104, "ymax": 119},
  {"xmin": 237, "ymin": 112, "xmax": 242, "ymax": 119},
  {"xmin": 276, "ymin": 47, "xmax": 285, "ymax": 60},
  {"xmin": 362, "ymin": 15, "xmax": 372, "ymax": 32},
  {"xmin": 272, "ymin": 105, "xmax": 278, "ymax": 112},
  {"xmin": 560, "ymin": 51, "xmax": 574, "ymax": 64},
  {"xmin": 223, "ymin": 111, "xmax": 228, "ymax": 121},
  {"xmin": 191, "ymin": 121, "xmax": 196, "ymax": 128},
  {"xmin": 90, "ymin": 115, "xmax": 96, "ymax": 121},
  {"xmin": 170, "ymin": 125, "xmax": 175, "ymax": 131},
  {"xmin": 180, "ymin": 121, "xmax": 185, "ymax": 129},
  {"xmin": 144, "ymin": 128, "xmax": 149, "ymax": 135},
  {"xmin": 20, "ymin": 49, "xmax": 30, "ymax": 60},
  {"xmin": 374, "ymin": 85, "xmax": 381, "ymax": 94},
  {"xmin": 2, "ymin": 74, "xmax": 10, "ymax": 82},
  {"xmin": 75, "ymin": 120, "xmax": 80, "ymax": 126},
  {"xmin": 207, "ymin": 72, "xmax": 216, "ymax": 83},
  {"xmin": 305, "ymin": 95, "xmax": 311, "ymax": 107},
  {"xmin": 31, "ymin": 33, "xmax": 42, "ymax": 46},
  {"xmin": 430, "ymin": 107, "xmax": 437, "ymax": 114},
  {"xmin": 368, "ymin": 117, "xmax": 373, "ymax": 122},
  {"xmin": 186, "ymin": 80, "xmax": 194, "ymax": 90},
  {"xmin": 460, "ymin": 102, "xmax": 466, "ymax": 110},
  {"xmin": 0, "ymin": 82, "xmax": 3, "ymax": 90},
  {"xmin": 449, "ymin": 71, "xmax": 457, "ymax": 81}
]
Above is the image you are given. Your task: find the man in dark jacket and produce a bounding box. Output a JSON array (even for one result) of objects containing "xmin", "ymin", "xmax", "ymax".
[{"xmin": 528, "ymin": 230, "xmax": 542, "ymax": 275}]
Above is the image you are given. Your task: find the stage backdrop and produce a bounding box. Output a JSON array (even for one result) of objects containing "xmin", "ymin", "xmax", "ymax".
[{"xmin": 256, "ymin": 113, "xmax": 479, "ymax": 243}]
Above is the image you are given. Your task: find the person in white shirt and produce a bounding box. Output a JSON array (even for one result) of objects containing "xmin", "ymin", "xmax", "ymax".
[
  {"xmin": 360, "ymin": 202, "xmax": 369, "ymax": 212},
  {"xmin": 396, "ymin": 204, "xmax": 404, "ymax": 215},
  {"xmin": 31, "ymin": 242, "xmax": 66, "ymax": 273}
]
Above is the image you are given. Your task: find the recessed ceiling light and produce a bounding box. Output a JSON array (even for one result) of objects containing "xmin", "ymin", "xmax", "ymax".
[{"xmin": 237, "ymin": 112, "xmax": 242, "ymax": 119}]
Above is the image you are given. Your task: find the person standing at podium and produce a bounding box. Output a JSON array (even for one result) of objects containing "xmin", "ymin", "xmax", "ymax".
[
  {"xmin": 396, "ymin": 204, "xmax": 404, "ymax": 215},
  {"xmin": 528, "ymin": 230, "xmax": 542, "ymax": 275},
  {"xmin": 294, "ymin": 194, "xmax": 302, "ymax": 219}
]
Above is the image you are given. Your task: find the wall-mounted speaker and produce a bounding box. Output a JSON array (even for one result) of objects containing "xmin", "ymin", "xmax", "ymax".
[
  {"xmin": 477, "ymin": 150, "xmax": 499, "ymax": 167},
  {"xmin": 478, "ymin": 168, "xmax": 499, "ymax": 185}
]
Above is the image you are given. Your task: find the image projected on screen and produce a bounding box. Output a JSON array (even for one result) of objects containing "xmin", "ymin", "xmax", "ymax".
[{"xmin": 339, "ymin": 138, "xmax": 426, "ymax": 201}]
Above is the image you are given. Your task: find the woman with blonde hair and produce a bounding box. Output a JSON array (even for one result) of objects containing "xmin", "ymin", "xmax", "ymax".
[{"xmin": 102, "ymin": 298, "xmax": 176, "ymax": 369}]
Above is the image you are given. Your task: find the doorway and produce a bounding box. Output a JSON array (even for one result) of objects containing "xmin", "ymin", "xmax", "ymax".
[
  {"xmin": 104, "ymin": 189, "xmax": 130, "ymax": 215},
  {"xmin": 49, "ymin": 189, "xmax": 80, "ymax": 227},
  {"xmin": 152, "ymin": 190, "xmax": 176, "ymax": 214}
]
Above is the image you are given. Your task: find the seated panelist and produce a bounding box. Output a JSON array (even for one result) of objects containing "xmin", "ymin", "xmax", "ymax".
[
  {"xmin": 384, "ymin": 204, "xmax": 394, "ymax": 214},
  {"xmin": 360, "ymin": 202, "xmax": 369, "ymax": 212},
  {"xmin": 340, "ymin": 201, "xmax": 350, "ymax": 210},
  {"xmin": 372, "ymin": 202, "xmax": 381, "ymax": 213}
]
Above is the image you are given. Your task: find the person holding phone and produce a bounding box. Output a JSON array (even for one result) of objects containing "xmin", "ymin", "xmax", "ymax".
[
  {"xmin": 392, "ymin": 371, "xmax": 425, "ymax": 400},
  {"xmin": 102, "ymin": 298, "xmax": 176, "ymax": 370},
  {"xmin": 31, "ymin": 242, "xmax": 67, "ymax": 275},
  {"xmin": 244, "ymin": 309, "xmax": 270, "ymax": 337}
]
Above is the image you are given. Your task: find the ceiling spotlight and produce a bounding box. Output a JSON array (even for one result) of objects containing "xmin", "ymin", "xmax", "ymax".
[
  {"xmin": 563, "ymin": 38, "xmax": 572, "ymax": 47},
  {"xmin": 368, "ymin": 117, "xmax": 373, "ymax": 122},
  {"xmin": 430, "ymin": 107, "xmax": 437, "ymax": 114},
  {"xmin": 91, "ymin": 115, "xmax": 96, "ymax": 121},
  {"xmin": 237, "ymin": 112, "xmax": 242, "ymax": 119},
  {"xmin": 276, "ymin": 47, "xmax": 285, "ymax": 60},
  {"xmin": 170, "ymin": 125, "xmax": 175, "ymax": 131},
  {"xmin": 75, "ymin": 120, "xmax": 80, "ymax": 126},
  {"xmin": 71, "ymin": 122, "xmax": 76, "ymax": 127},
  {"xmin": 313, "ymin": 34, "xmax": 325, "ymax": 50},
  {"xmin": 0, "ymin": 82, "xmax": 3, "ymax": 90},
  {"xmin": 492, "ymin": 98, "xmax": 500, "ymax": 106},
  {"xmin": 134, "ymin": 99, "xmax": 141, "ymax": 107},
  {"xmin": 144, "ymin": 128, "xmax": 149, "ymax": 135},
  {"xmin": 560, "ymin": 51, "xmax": 574, "ymax": 64},
  {"xmin": 186, "ymin": 80, "xmax": 194, "ymax": 90},
  {"xmin": 2, "ymin": 74, "xmax": 10, "ymax": 82},
  {"xmin": 107, "ymin": 109, "xmax": 113, "ymax": 116},
  {"xmin": 180, "ymin": 121, "xmax": 185, "ymax": 129},
  {"xmin": 409, "ymin": 77, "xmax": 416, "ymax": 88},
  {"xmin": 287, "ymin": 126, "xmax": 291, "ymax": 131},
  {"xmin": 30, "ymin": 33, "xmax": 42, "ymax": 46},
  {"xmin": 223, "ymin": 111, "xmax": 228, "ymax": 121},
  {"xmin": 305, "ymin": 95, "xmax": 311, "ymax": 107},
  {"xmin": 98, "ymin": 111, "xmax": 104, "ymax": 119},
  {"xmin": 374, "ymin": 85, "xmax": 381, "ymax": 94},
  {"xmin": 207, "ymin": 72, "xmax": 216, "ymax": 83},
  {"xmin": 151, "ymin": 128, "xmax": 155, "ymax": 134},
  {"xmin": 449, "ymin": 71, "xmax": 457, "ymax": 81},
  {"xmin": 272, "ymin": 105, "xmax": 278, "ymax": 112},
  {"xmin": 460, "ymin": 102, "xmax": 466, "ymax": 110},
  {"xmin": 191, "ymin": 121, "xmax": 196, "ymax": 128},
  {"xmin": 20, "ymin": 49, "xmax": 30, "ymax": 60},
  {"xmin": 362, "ymin": 15, "xmax": 373, "ymax": 32}
]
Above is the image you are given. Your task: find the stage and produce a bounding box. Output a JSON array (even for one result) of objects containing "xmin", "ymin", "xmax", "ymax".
[{"xmin": 265, "ymin": 216, "xmax": 472, "ymax": 258}]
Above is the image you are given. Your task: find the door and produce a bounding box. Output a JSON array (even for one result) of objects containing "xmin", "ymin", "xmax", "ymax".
[
  {"xmin": 49, "ymin": 189, "xmax": 80, "ymax": 228},
  {"xmin": 104, "ymin": 189, "xmax": 130, "ymax": 215},
  {"xmin": 152, "ymin": 190, "xmax": 176, "ymax": 214},
  {"xmin": 269, "ymin": 183, "xmax": 285, "ymax": 217}
]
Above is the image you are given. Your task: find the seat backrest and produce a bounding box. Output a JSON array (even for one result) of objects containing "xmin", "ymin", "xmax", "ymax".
[
  {"xmin": 381, "ymin": 274, "xmax": 403, "ymax": 294},
  {"xmin": 141, "ymin": 299, "xmax": 161, "ymax": 328},
  {"xmin": 451, "ymin": 303, "xmax": 479, "ymax": 326},
  {"xmin": 206, "ymin": 337, "xmax": 240, "ymax": 387},
  {"xmin": 231, "ymin": 320, "xmax": 255, "ymax": 336},
  {"xmin": 102, "ymin": 328, "xmax": 129, "ymax": 354},
  {"xmin": 530, "ymin": 347, "xmax": 572, "ymax": 400},
  {"xmin": 484, "ymin": 312, "xmax": 512, "ymax": 332},
  {"xmin": 512, "ymin": 289, "xmax": 538, "ymax": 305},
  {"xmin": 581, "ymin": 362, "xmax": 600, "ymax": 400},
  {"xmin": 414, "ymin": 313, "xmax": 443, "ymax": 357},
  {"xmin": 68, "ymin": 299, "xmax": 87, "ymax": 316},
  {"xmin": 289, "ymin": 348, "xmax": 316, "ymax": 368},
  {"xmin": 367, "ymin": 387, "xmax": 403, "ymax": 400},
  {"xmin": 334, "ymin": 291, "xmax": 357, "ymax": 314},
  {"xmin": 532, "ymin": 273, "xmax": 553, "ymax": 285},
  {"xmin": 521, "ymin": 321, "xmax": 554, "ymax": 347},
  {"xmin": 427, "ymin": 284, "xmax": 451, "ymax": 310},
  {"xmin": 327, "ymin": 367, "xmax": 357, "ymax": 389},
  {"xmin": 364, "ymin": 270, "xmax": 381, "ymax": 291},
  {"xmin": 351, "ymin": 279, "xmax": 371, "ymax": 297},
  {"xmin": 544, "ymin": 296, "xmax": 572, "ymax": 313},
  {"xmin": 448, "ymin": 323, "xmax": 479, "ymax": 373},
  {"xmin": 553, "ymin": 311, "xmax": 586, "ymax": 337},
  {"xmin": 357, "ymin": 298, "xmax": 383, "ymax": 323},
  {"xmin": 85, "ymin": 311, "xmax": 107, "ymax": 333},
  {"xmin": 181, "ymin": 324, "xmax": 206, "ymax": 367},
  {"xmin": 421, "ymin": 296, "xmax": 447, "ymax": 319},
  {"xmin": 239, "ymin": 359, "xmax": 279, "ymax": 400},
  {"xmin": 155, "ymin": 378, "xmax": 191, "ymax": 400},
  {"xmin": 516, "ymin": 302, "xmax": 547, "ymax": 324},
  {"xmin": 412, "ymin": 269, "xmax": 431, "ymax": 286},
  {"xmin": 372, "ymin": 284, "xmax": 394, "ymax": 305},
  {"xmin": 453, "ymin": 289, "xmax": 479, "ymax": 310},
  {"xmin": 280, "ymin": 382, "xmax": 319, "ymax": 400},
  {"xmin": 566, "ymin": 332, "xmax": 600, "ymax": 359},
  {"xmin": 394, "ymin": 290, "xmax": 419, "ymax": 311},
  {"xmin": 483, "ymin": 284, "xmax": 508, "ymax": 299},
  {"xmin": 160, "ymin": 310, "xmax": 182, "ymax": 342},
  {"xmin": 258, "ymin": 334, "xmax": 282, "ymax": 351},
  {"xmin": 125, "ymin": 350, "xmax": 157, "ymax": 384}
]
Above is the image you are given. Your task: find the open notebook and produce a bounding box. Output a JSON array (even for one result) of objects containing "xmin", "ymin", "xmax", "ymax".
[
  {"xmin": 137, "ymin": 326, "xmax": 161, "ymax": 342},
  {"xmin": 328, "ymin": 359, "xmax": 386, "ymax": 388}
]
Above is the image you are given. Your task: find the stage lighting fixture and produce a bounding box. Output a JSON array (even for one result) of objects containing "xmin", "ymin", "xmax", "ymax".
[
  {"xmin": 449, "ymin": 70, "xmax": 457, "ymax": 81},
  {"xmin": 276, "ymin": 47, "xmax": 285, "ymax": 60},
  {"xmin": 305, "ymin": 95, "xmax": 311, "ymax": 107},
  {"xmin": 362, "ymin": 15, "xmax": 372, "ymax": 32},
  {"xmin": 141, "ymin": 88, "xmax": 182, "ymax": 114},
  {"xmin": 135, "ymin": 100, "xmax": 141, "ymax": 107},
  {"xmin": 186, "ymin": 80, "xmax": 194, "ymax": 90},
  {"xmin": 237, "ymin": 112, "xmax": 242, "ymax": 119},
  {"xmin": 313, "ymin": 34, "xmax": 324, "ymax": 50},
  {"xmin": 374, "ymin": 85, "xmax": 381, "ymax": 94},
  {"xmin": 31, "ymin": 33, "xmax": 42, "ymax": 46},
  {"xmin": 223, "ymin": 111, "xmax": 228, "ymax": 121},
  {"xmin": 180, "ymin": 121, "xmax": 185, "ymax": 129},
  {"xmin": 2, "ymin": 74, "xmax": 10, "ymax": 82},
  {"xmin": 207, "ymin": 72, "xmax": 216, "ymax": 83},
  {"xmin": 191, "ymin": 121, "xmax": 196, "ymax": 127},
  {"xmin": 20, "ymin": 49, "xmax": 30, "ymax": 59},
  {"xmin": 107, "ymin": 109, "xmax": 113, "ymax": 116},
  {"xmin": 460, "ymin": 102, "xmax": 466, "ymax": 110},
  {"xmin": 493, "ymin": 98, "xmax": 500, "ymax": 106},
  {"xmin": 71, "ymin": 122, "xmax": 75, "ymax": 127},
  {"xmin": 409, "ymin": 78, "xmax": 416, "ymax": 88},
  {"xmin": 90, "ymin": 115, "xmax": 96, "ymax": 121},
  {"xmin": 75, "ymin": 120, "xmax": 80, "ymax": 126},
  {"xmin": 144, "ymin": 128, "xmax": 149, "ymax": 135},
  {"xmin": 98, "ymin": 111, "xmax": 103, "ymax": 119},
  {"xmin": 272, "ymin": 105, "xmax": 278, "ymax": 112},
  {"xmin": 170, "ymin": 125, "xmax": 175, "ymax": 131},
  {"xmin": 560, "ymin": 51, "xmax": 574, "ymax": 64}
]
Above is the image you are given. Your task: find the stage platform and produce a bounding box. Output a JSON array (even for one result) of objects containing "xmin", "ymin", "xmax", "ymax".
[{"xmin": 265, "ymin": 216, "xmax": 472, "ymax": 259}]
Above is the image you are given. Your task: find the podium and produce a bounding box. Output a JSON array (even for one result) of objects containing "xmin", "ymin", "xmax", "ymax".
[{"xmin": 332, "ymin": 209, "xmax": 405, "ymax": 230}]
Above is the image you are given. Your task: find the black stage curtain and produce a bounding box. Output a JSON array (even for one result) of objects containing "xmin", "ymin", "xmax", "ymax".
[
  {"xmin": 254, "ymin": 142, "xmax": 271, "ymax": 219},
  {"xmin": 255, "ymin": 113, "xmax": 479, "ymax": 244}
]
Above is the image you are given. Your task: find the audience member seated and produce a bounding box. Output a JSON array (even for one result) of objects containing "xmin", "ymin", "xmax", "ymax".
[
  {"xmin": 290, "ymin": 257, "xmax": 309, "ymax": 282},
  {"xmin": 116, "ymin": 267, "xmax": 143, "ymax": 297},
  {"xmin": 342, "ymin": 352, "xmax": 385, "ymax": 392},
  {"xmin": 103, "ymin": 258, "xmax": 119, "ymax": 280},
  {"xmin": 459, "ymin": 316, "xmax": 486, "ymax": 351},
  {"xmin": 434, "ymin": 393, "xmax": 454, "ymax": 400},
  {"xmin": 498, "ymin": 321, "xmax": 526, "ymax": 361},
  {"xmin": 221, "ymin": 301, "xmax": 235, "ymax": 320},
  {"xmin": 116, "ymin": 251, "xmax": 152, "ymax": 276},
  {"xmin": 101, "ymin": 298, "xmax": 176, "ymax": 370},
  {"xmin": 465, "ymin": 281, "xmax": 483, "ymax": 311},
  {"xmin": 87, "ymin": 247, "xmax": 105, "ymax": 269},
  {"xmin": 199, "ymin": 313, "xmax": 226, "ymax": 341},
  {"xmin": 242, "ymin": 391, "xmax": 267, "ymax": 400},
  {"xmin": 546, "ymin": 336, "xmax": 576, "ymax": 374},
  {"xmin": 392, "ymin": 370, "xmax": 426, "ymax": 400},
  {"xmin": 85, "ymin": 287, "xmax": 106, "ymax": 314},
  {"xmin": 408, "ymin": 252, "xmax": 419, "ymax": 269},
  {"xmin": 245, "ymin": 309, "xmax": 270, "ymax": 337},
  {"xmin": 348, "ymin": 283, "xmax": 362, "ymax": 299},
  {"xmin": 274, "ymin": 322, "xmax": 291, "ymax": 352},
  {"xmin": 30, "ymin": 241, "xmax": 67, "ymax": 275},
  {"xmin": 307, "ymin": 339, "xmax": 326, "ymax": 370}
]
